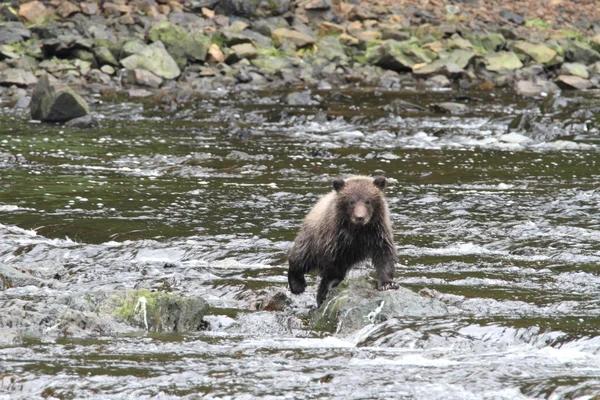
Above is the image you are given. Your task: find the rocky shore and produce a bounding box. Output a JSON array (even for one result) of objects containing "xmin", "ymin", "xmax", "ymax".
[{"xmin": 1, "ymin": 0, "xmax": 600, "ymax": 120}]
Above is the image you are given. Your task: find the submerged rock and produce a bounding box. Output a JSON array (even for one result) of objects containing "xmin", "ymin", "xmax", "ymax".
[
  {"xmin": 285, "ymin": 90, "xmax": 319, "ymax": 105},
  {"xmin": 431, "ymin": 102, "xmax": 469, "ymax": 114},
  {"xmin": 64, "ymin": 114, "xmax": 95, "ymax": 129},
  {"xmin": 310, "ymin": 278, "xmax": 448, "ymax": 334},
  {"xmin": 30, "ymin": 74, "xmax": 90, "ymax": 122}
]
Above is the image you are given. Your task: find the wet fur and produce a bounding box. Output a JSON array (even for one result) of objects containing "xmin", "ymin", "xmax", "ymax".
[{"xmin": 288, "ymin": 176, "xmax": 398, "ymax": 306}]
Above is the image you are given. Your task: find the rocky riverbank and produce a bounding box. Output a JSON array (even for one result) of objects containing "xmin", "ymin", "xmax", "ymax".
[{"xmin": 1, "ymin": 0, "xmax": 600, "ymax": 116}]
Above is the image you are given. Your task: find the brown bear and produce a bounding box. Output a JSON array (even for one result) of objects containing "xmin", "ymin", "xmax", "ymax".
[{"xmin": 288, "ymin": 175, "xmax": 398, "ymax": 306}]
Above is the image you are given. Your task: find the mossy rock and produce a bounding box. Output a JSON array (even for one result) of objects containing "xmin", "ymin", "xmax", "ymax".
[
  {"xmin": 513, "ymin": 41, "xmax": 559, "ymax": 66},
  {"xmin": 367, "ymin": 40, "xmax": 437, "ymax": 71},
  {"xmin": 109, "ymin": 289, "xmax": 209, "ymax": 332},
  {"xmin": 484, "ymin": 51, "xmax": 523, "ymax": 72},
  {"xmin": 148, "ymin": 21, "xmax": 211, "ymax": 67},
  {"xmin": 120, "ymin": 41, "xmax": 181, "ymax": 80},
  {"xmin": 468, "ymin": 32, "xmax": 505, "ymax": 54},
  {"xmin": 251, "ymin": 57, "xmax": 290, "ymax": 74}
]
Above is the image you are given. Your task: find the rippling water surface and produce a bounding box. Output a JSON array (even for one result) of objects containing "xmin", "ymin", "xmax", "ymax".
[{"xmin": 1, "ymin": 89, "xmax": 600, "ymax": 399}]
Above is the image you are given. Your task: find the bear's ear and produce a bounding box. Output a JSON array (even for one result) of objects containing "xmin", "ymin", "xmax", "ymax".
[
  {"xmin": 333, "ymin": 178, "xmax": 345, "ymax": 192},
  {"xmin": 373, "ymin": 176, "xmax": 386, "ymax": 190}
]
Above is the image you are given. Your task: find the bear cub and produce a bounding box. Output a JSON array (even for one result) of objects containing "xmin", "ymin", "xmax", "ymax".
[{"xmin": 288, "ymin": 176, "xmax": 398, "ymax": 306}]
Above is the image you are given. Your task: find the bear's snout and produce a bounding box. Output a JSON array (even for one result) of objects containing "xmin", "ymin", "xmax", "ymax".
[{"xmin": 352, "ymin": 203, "xmax": 370, "ymax": 225}]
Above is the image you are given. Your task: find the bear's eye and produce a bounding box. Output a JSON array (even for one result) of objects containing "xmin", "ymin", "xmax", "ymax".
[
  {"xmin": 365, "ymin": 200, "xmax": 371, "ymax": 205},
  {"xmin": 349, "ymin": 200, "xmax": 356, "ymax": 206}
]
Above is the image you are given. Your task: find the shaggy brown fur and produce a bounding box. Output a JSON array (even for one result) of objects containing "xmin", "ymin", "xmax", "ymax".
[{"xmin": 288, "ymin": 176, "xmax": 398, "ymax": 306}]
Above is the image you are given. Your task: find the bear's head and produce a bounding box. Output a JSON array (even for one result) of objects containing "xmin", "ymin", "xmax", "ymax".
[{"xmin": 333, "ymin": 176, "xmax": 386, "ymax": 226}]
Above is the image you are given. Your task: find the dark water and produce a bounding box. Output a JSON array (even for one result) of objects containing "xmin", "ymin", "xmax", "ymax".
[{"xmin": 2, "ymin": 89, "xmax": 600, "ymax": 399}]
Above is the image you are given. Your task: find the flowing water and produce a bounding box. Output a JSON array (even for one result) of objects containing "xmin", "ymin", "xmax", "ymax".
[{"xmin": 1, "ymin": 89, "xmax": 600, "ymax": 399}]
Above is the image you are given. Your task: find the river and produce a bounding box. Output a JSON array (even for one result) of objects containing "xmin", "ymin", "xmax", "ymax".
[{"xmin": 1, "ymin": 89, "xmax": 600, "ymax": 399}]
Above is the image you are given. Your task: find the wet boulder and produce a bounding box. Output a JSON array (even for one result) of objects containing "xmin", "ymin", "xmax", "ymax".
[
  {"xmin": 310, "ymin": 278, "xmax": 448, "ymax": 334},
  {"xmin": 30, "ymin": 74, "xmax": 90, "ymax": 122},
  {"xmin": 431, "ymin": 102, "xmax": 469, "ymax": 114},
  {"xmin": 107, "ymin": 289, "xmax": 209, "ymax": 332}
]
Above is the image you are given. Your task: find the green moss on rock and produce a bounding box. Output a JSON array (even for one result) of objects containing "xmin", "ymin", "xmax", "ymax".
[{"xmin": 110, "ymin": 289, "xmax": 208, "ymax": 332}]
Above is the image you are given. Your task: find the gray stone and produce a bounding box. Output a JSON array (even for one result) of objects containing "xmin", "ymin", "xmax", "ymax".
[
  {"xmin": 128, "ymin": 69, "xmax": 163, "ymax": 88},
  {"xmin": 515, "ymin": 80, "xmax": 560, "ymax": 97},
  {"xmin": 425, "ymin": 74, "xmax": 452, "ymax": 88},
  {"xmin": 468, "ymin": 31, "xmax": 506, "ymax": 52},
  {"xmin": 30, "ymin": 74, "xmax": 90, "ymax": 122},
  {"xmin": 128, "ymin": 88, "xmax": 154, "ymax": 98},
  {"xmin": 513, "ymin": 41, "xmax": 559, "ymax": 65},
  {"xmin": 499, "ymin": 10, "xmax": 524, "ymax": 25},
  {"xmin": 120, "ymin": 39, "xmax": 146, "ymax": 59},
  {"xmin": 565, "ymin": 41, "xmax": 600, "ymax": 65},
  {"xmin": 367, "ymin": 40, "xmax": 437, "ymax": 72},
  {"xmin": 94, "ymin": 46, "xmax": 119, "ymax": 67},
  {"xmin": 559, "ymin": 62, "xmax": 589, "ymax": 78},
  {"xmin": 484, "ymin": 51, "xmax": 523, "ymax": 72},
  {"xmin": 227, "ymin": 43, "xmax": 257, "ymax": 64},
  {"xmin": 272, "ymin": 28, "xmax": 315, "ymax": 49},
  {"xmin": 120, "ymin": 41, "xmax": 181, "ymax": 80},
  {"xmin": 413, "ymin": 59, "xmax": 464, "ymax": 77},
  {"xmin": 431, "ymin": 102, "xmax": 469, "ymax": 114},
  {"xmin": 148, "ymin": 21, "xmax": 211, "ymax": 67},
  {"xmin": 310, "ymin": 279, "xmax": 448, "ymax": 334},
  {"xmin": 0, "ymin": 68, "xmax": 37, "ymax": 87},
  {"xmin": 555, "ymin": 75, "xmax": 593, "ymax": 90},
  {"xmin": 381, "ymin": 99, "xmax": 426, "ymax": 113},
  {"xmin": 220, "ymin": 0, "xmax": 290, "ymax": 18},
  {"xmin": 0, "ymin": 22, "xmax": 31, "ymax": 45},
  {"xmin": 286, "ymin": 90, "xmax": 319, "ymax": 105},
  {"xmin": 251, "ymin": 57, "xmax": 290, "ymax": 74}
]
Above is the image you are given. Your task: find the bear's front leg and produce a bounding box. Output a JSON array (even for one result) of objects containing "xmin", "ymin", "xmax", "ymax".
[
  {"xmin": 316, "ymin": 268, "xmax": 346, "ymax": 306},
  {"xmin": 372, "ymin": 246, "xmax": 398, "ymax": 291}
]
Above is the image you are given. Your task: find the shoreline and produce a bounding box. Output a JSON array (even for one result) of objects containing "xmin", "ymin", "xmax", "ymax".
[{"xmin": 1, "ymin": 0, "xmax": 600, "ymax": 114}]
